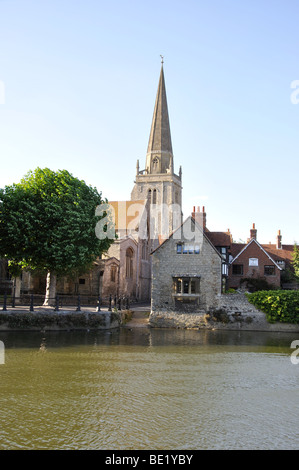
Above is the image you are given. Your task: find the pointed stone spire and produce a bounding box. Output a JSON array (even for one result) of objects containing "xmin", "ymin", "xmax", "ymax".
[{"xmin": 146, "ymin": 62, "xmax": 173, "ymax": 174}]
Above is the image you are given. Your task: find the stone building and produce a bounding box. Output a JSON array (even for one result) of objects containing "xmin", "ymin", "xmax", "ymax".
[{"xmin": 151, "ymin": 216, "xmax": 222, "ymax": 313}]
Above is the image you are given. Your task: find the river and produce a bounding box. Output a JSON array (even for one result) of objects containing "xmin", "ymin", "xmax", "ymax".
[{"xmin": 0, "ymin": 327, "xmax": 298, "ymax": 450}]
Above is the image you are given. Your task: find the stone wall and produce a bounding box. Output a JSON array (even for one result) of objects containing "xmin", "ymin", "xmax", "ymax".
[
  {"xmin": 149, "ymin": 293, "xmax": 299, "ymax": 332},
  {"xmin": 0, "ymin": 311, "xmax": 122, "ymax": 331}
]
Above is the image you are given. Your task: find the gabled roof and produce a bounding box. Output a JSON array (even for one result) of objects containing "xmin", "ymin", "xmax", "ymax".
[
  {"xmin": 151, "ymin": 215, "xmax": 222, "ymax": 258},
  {"xmin": 262, "ymin": 244, "xmax": 294, "ymax": 265},
  {"xmin": 230, "ymin": 238, "xmax": 282, "ymax": 270}
]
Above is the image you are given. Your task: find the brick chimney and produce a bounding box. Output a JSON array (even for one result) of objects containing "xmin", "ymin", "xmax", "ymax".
[
  {"xmin": 191, "ymin": 206, "xmax": 207, "ymax": 230},
  {"xmin": 250, "ymin": 223, "xmax": 257, "ymax": 240},
  {"xmin": 276, "ymin": 230, "xmax": 282, "ymax": 249}
]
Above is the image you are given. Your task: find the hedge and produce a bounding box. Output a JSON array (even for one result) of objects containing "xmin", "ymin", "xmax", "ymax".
[{"xmin": 246, "ymin": 290, "xmax": 299, "ymax": 324}]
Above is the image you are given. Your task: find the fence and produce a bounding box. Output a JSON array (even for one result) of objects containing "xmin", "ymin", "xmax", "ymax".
[{"xmin": 0, "ymin": 293, "xmax": 133, "ymax": 313}]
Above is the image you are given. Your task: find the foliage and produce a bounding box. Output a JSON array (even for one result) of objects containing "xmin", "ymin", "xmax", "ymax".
[
  {"xmin": 292, "ymin": 243, "xmax": 299, "ymax": 281},
  {"xmin": 0, "ymin": 312, "xmax": 121, "ymax": 329},
  {"xmin": 280, "ymin": 267, "xmax": 296, "ymax": 284},
  {"xmin": 225, "ymin": 288, "xmax": 236, "ymax": 294},
  {"xmin": 246, "ymin": 290, "xmax": 299, "ymax": 323},
  {"xmin": 240, "ymin": 275, "xmax": 276, "ymax": 292},
  {"xmin": 0, "ymin": 168, "xmax": 114, "ymax": 277}
]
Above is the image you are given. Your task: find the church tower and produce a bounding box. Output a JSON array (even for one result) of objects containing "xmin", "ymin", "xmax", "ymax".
[{"xmin": 131, "ymin": 61, "xmax": 182, "ymax": 242}]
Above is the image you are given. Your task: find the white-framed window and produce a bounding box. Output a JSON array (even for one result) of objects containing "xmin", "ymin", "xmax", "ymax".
[
  {"xmin": 176, "ymin": 243, "xmax": 200, "ymax": 254},
  {"xmin": 249, "ymin": 258, "xmax": 258, "ymax": 266},
  {"xmin": 173, "ymin": 277, "xmax": 200, "ymax": 295}
]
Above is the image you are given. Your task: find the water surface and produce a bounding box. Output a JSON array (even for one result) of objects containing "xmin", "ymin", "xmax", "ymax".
[{"xmin": 0, "ymin": 328, "xmax": 298, "ymax": 450}]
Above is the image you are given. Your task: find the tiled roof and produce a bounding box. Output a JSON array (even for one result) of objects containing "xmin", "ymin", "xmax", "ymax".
[
  {"xmin": 230, "ymin": 243, "xmax": 246, "ymax": 258},
  {"xmin": 205, "ymin": 231, "xmax": 232, "ymax": 247},
  {"xmin": 262, "ymin": 244, "xmax": 294, "ymax": 265}
]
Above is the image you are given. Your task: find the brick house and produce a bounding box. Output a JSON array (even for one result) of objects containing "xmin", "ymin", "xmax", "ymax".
[
  {"xmin": 228, "ymin": 236, "xmax": 282, "ymax": 290},
  {"xmin": 190, "ymin": 207, "xmax": 296, "ymax": 291}
]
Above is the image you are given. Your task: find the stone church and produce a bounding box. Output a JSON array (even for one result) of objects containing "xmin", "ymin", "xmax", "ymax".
[{"xmin": 8, "ymin": 62, "xmax": 183, "ymax": 303}]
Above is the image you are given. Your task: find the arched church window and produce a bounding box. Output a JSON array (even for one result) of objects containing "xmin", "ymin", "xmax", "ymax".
[
  {"xmin": 110, "ymin": 265, "xmax": 117, "ymax": 282},
  {"xmin": 148, "ymin": 189, "xmax": 152, "ymax": 202},
  {"xmin": 126, "ymin": 248, "xmax": 134, "ymax": 278},
  {"xmin": 152, "ymin": 157, "xmax": 159, "ymax": 170},
  {"xmin": 153, "ymin": 189, "xmax": 157, "ymax": 204}
]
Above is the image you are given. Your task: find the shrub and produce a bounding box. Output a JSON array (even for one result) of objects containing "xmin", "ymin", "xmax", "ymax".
[
  {"xmin": 241, "ymin": 276, "xmax": 276, "ymax": 292},
  {"xmin": 246, "ymin": 290, "xmax": 299, "ymax": 323}
]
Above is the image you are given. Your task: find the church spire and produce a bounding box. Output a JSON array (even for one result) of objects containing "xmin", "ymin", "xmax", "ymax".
[{"xmin": 146, "ymin": 60, "xmax": 173, "ymax": 174}]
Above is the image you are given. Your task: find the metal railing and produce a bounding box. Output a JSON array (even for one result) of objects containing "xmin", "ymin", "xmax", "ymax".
[{"xmin": 0, "ymin": 293, "xmax": 133, "ymax": 313}]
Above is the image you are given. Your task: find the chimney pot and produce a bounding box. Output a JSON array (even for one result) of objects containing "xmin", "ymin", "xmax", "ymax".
[
  {"xmin": 250, "ymin": 223, "xmax": 257, "ymax": 240},
  {"xmin": 277, "ymin": 229, "xmax": 282, "ymax": 249}
]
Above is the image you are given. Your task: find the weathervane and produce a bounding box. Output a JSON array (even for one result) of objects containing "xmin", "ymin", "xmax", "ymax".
[{"xmin": 160, "ymin": 54, "xmax": 164, "ymax": 64}]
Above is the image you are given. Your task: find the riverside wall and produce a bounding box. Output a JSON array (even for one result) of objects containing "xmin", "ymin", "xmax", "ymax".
[
  {"xmin": 0, "ymin": 310, "xmax": 123, "ymax": 331},
  {"xmin": 149, "ymin": 293, "xmax": 299, "ymax": 332}
]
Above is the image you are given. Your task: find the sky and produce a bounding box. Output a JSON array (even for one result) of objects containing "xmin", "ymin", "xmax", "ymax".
[{"xmin": 0, "ymin": 0, "xmax": 299, "ymax": 245}]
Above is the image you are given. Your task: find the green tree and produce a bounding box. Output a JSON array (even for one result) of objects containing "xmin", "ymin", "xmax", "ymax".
[
  {"xmin": 0, "ymin": 168, "xmax": 114, "ymax": 305},
  {"xmin": 292, "ymin": 243, "xmax": 299, "ymax": 281}
]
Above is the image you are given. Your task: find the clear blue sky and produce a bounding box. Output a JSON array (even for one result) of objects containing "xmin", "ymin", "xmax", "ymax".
[{"xmin": 0, "ymin": 0, "xmax": 298, "ymax": 245}]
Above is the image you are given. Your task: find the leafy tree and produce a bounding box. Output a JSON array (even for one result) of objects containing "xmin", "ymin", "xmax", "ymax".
[
  {"xmin": 292, "ymin": 243, "xmax": 299, "ymax": 281},
  {"xmin": 0, "ymin": 168, "xmax": 114, "ymax": 305}
]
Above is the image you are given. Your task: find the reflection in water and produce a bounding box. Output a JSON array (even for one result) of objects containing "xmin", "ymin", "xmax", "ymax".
[{"xmin": 0, "ymin": 328, "xmax": 299, "ymax": 450}]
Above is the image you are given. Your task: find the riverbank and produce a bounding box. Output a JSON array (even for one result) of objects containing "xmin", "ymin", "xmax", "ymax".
[
  {"xmin": 0, "ymin": 306, "xmax": 122, "ymax": 330},
  {"xmin": 149, "ymin": 293, "xmax": 299, "ymax": 332},
  {"xmin": 1, "ymin": 293, "xmax": 299, "ymax": 332},
  {"xmin": 0, "ymin": 304, "xmax": 150, "ymax": 331}
]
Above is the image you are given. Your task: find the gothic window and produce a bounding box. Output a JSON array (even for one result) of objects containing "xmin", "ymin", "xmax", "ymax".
[
  {"xmin": 110, "ymin": 265, "xmax": 117, "ymax": 282},
  {"xmin": 153, "ymin": 189, "xmax": 157, "ymax": 204},
  {"xmin": 126, "ymin": 248, "xmax": 134, "ymax": 278},
  {"xmin": 152, "ymin": 157, "xmax": 159, "ymax": 171},
  {"xmin": 148, "ymin": 189, "xmax": 152, "ymax": 202}
]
